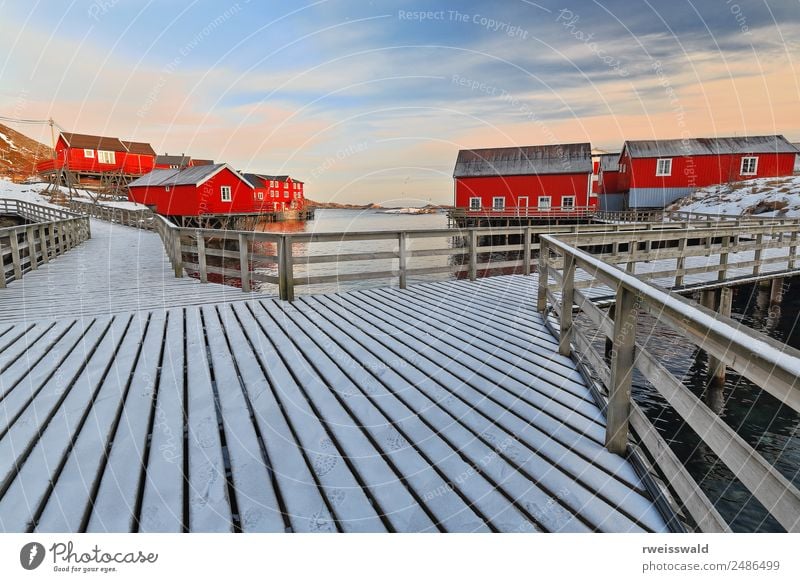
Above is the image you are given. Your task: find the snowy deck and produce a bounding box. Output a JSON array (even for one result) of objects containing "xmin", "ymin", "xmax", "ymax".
[
  {"xmin": 0, "ymin": 219, "xmax": 268, "ymax": 323},
  {"xmin": 0, "ymin": 273, "xmax": 669, "ymax": 532}
]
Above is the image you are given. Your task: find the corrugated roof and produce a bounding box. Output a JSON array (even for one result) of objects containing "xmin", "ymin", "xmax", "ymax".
[
  {"xmin": 243, "ymin": 173, "xmax": 267, "ymax": 188},
  {"xmin": 624, "ymin": 135, "xmax": 798, "ymax": 158},
  {"xmin": 155, "ymin": 154, "xmax": 191, "ymax": 167},
  {"xmin": 128, "ymin": 163, "xmax": 254, "ymax": 188},
  {"xmin": 599, "ymin": 153, "xmax": 620, "ymax": 172},
  {"xmin": 121, "ymin": 141, "xmax": 156, "ymax": 156},
  {"xmin": 191, "ymin": 159, "xmax": 214, "ymax": 166},
  {"xmin": 127, "ymin": 168, "xmax": 181, "ymax": 188},
  {"xmin": 453, "ymin": 143, "xmax": 592, "ymax": 177},
  {"xmin": 61, "ymin": 132, "xmax": 127, "ymax": 152}
]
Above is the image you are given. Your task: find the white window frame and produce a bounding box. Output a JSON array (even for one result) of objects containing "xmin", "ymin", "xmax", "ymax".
[
  {"xmin": 538, "ymin": 196, "xmax": 551, "ymax": 210},
  {"xmin": 562, "ymin": 196, "xmax": 575, "ymax": 209},
  {"xmin": 741, "ymin": 156, "xmax": 758, "ymax": 175},
  {"xmin": 492, "ymin": 196, "xmax": 505, "ymax": 210},
  {"xmin": 257, "ymin": 192, "xmax": 264, "ymax": 200},
  {"xmin": 98, "ymin": 150, "xmax": 116, "ymax": 164},
  {"xmin": 655, "ymin": 158, "xmax": 672, "ymax": 176},
  {"xmin": 221, "ymin": 186, "xmax": 232, "ymax": 202},
  {"xmin": 469, "ymin": 197, "xmax": 481, "ymax": 210},
  {"xmin": 83, "ymin": 149, "xmax": 94, "ymax": 158}
]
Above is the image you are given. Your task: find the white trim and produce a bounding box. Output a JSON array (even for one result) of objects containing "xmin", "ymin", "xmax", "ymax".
[
  {"xmin": 562, "ymin": 196, "xmax": 575, "ymax": 208},
  {"xmin": 492, "ymin": 196, "xmax": 505, "ymax": 210},
  {"xmin": 655, "ymin": 158, "xmax": 672, "ymax": 176},
  {"xmin": 741, "ymin": 156, "xmax": 758, "ymax": 175},
  {"xmin": 538, "ymin": 196, "xmax": 552, "ymax": 209},
  {"xmin": 98, "ymin": 150, "xmax": 116, "ymax": 164},
  {"xmin": 220, "ymin": 186, "xmax": 232, "ymax": 202},
  {"xmin": 469, "ymin": 197, "xmax": 481, "ymax": 210},
  {"xmin": 195, "ymin": 163, "xmax": 255, "ymax": 188},
  {"xmin": 517, "ymin": 196, "xmax": 529, "ymax": 208},
  {"xmin": 83, "ymin": 149, "xmax": 94, "ymax": 158}
]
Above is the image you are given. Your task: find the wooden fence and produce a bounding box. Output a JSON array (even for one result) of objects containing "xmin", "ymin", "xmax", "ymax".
[
  {"xmin": 538, "ymin": 225, "xmax": 800, "ymax": 533},
  {"xmin": 0, "ymin": 200, "xmax": 91, "ymax": 288},
  {"xmin": 69, "ymin": 200, "xmax": 155, "ymax": 230}
]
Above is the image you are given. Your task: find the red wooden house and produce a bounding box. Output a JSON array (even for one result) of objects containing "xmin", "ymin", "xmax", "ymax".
[
  {"xmin": 453, "ymin": 143, "xmax": 594, "ymax": 216},
  {"xmin": 154, "ymin": 154, "xmax": 215, "ymax": 169},
  {"xmin": 36, "ymin": 132, "xmax": 156, "ymax": 178},
  {"xmin": 127, "ymin": 164, "xmax": 256, "ymax": 216},
  {"xmin": 597, "ymin": 153, "xmax": 624, "ymax": 211},
  {"xmin": 618, "ymin": 135, "xmax": 799, "ymax": 208},
  {"xmin": 245, "ymin": 173, "xmax": 306, "ymax": 212}
]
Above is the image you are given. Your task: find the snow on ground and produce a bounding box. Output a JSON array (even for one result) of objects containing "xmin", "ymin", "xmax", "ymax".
[
  {"xmin": 381, "ymin": 207, "xmax": 438, "ymax": 214},
  {"xmin": 0, "ymin": 178, "xmax": 149, "ymax": 211},
  {"xmin": 668, "ymin": 175, "xmax": 800, "ymax": 217},
  {"xmin": 0, "ymin": 132, "xmax": 18, "ymax": 150}
]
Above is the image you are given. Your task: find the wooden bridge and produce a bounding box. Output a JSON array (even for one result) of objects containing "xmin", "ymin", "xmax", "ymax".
[{"xmin": 1, "ymin": 199, "xmax": 799, "ymax": 532}]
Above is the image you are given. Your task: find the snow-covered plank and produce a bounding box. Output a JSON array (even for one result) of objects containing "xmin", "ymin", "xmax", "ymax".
[
  {"xmin": 0, "ymin": 314, "xmax": 132, "ymax": 532},
  {"xmin": 230, "ymin": 302, "xmax": 387, "ymax": 533},
  {"xmin": 238, "ymin": 302, "xmax": 440, "ymax": 533},
  {"xmin": 0, "ymin": 320, "xmax": 75, "ymax": 397},
  {"xmin": 85, "ymin": 312, "xmax": 167, "ymax": 532},
  {"xmin": 200, "ymin": 305, "xmax": 285, "ymax": 532},
  {"xmin": 216, "ymin": 303, "xmax": 336, "ymax": 533},
  {"xmin": 183, "ymin": 308, "xmax": 233, "ymax": 533},
  {"xmin": 34, "ymin": 313, "xmax": 149, "ymax": 532},
  {"xmin": 138, "ymin": 308, "xmax": 186, "ymax": 533}
]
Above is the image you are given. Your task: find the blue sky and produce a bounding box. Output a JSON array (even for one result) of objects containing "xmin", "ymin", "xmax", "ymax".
[{"xmin": 1, "ymin": 0, "xmax": 798, "ymax": 204}]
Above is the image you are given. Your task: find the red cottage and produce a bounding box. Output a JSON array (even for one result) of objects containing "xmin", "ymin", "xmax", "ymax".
[
  {"xmin": 154, "ymin": 154, "xmax": 215, "ymax": 169},
  {"xmin": 618, "ymin": 135, "xmax": 799, "ymax": 208},
  {"xmin": 597, "ymin": 153, "xmax": 624, "ymax": 211},
  {"xmin": 36, "ymin": 132, "xmax": 155, "ymax": 180},
  {"xmin": 245, "ymin": 174, "xmax": 306, "ymax": 212},
  {"xmin": 127, "ymin": 164, "xmax": 256, "ymax": 216},
  {"xmin": 453, "ymin": 143, "xmax": 595, "ymax": 216}
]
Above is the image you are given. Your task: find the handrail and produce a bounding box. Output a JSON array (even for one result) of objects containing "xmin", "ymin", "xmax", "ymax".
[
  {"xmin": 538, "ymin": 228, "xmax": 800, "ymax": 532},
  {"xmin": 0, "ymin": 199, "xmax": 91, "ymax": 287},
  {"xmin": 69, "ymin": 200, "xmax": 156, "ymax": 230}
]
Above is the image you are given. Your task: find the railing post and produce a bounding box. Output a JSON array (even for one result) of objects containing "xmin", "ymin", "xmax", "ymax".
[
  {"xmin": 26, "ymin": 227, "xmax": 37, "ymax": 270},
  {"xmin": 398, "ymin": 231, "xmax": 408, "ymax": 289},
  {"xmin": 537, "ymin": 239, "xmax": 549, "ymax": 312},
  {"xmin": 559, "ymin": 252, "xmax": 575, "ymax": 357},
  {"xmin": 753, "ymin": 231, "xmax": 764, "ymax": 276},
  {"xmin": 238, "ymin": 233, "xmax": 251, "ymax": 292},
  {"xmin": 0, "ymin": 239, "xmax": 6, "ymax": 288},
  {"xmin": 626, "ymin": 239, "xmax": 636, "ymax": 273},
  {"xmin": 675, "ymin": 234, "xmax": 687, "ymax": 287},
  {"xmin": 789, "ymin": 230, "xmax": 798, "ymax": 271},
  {"xmin": 278, "ymin": 236, "xmax": 295, "ymax": 301},
  {"xmin": 606, "ymin": 285, "xmax": 637, "ymax": 455},
  {"xmin": 468, "ymin": 229, "xmax": 477, "ymax": 281},
  {"xmin": 196, "ymin": 231, "xmax": 208, "ymax": 283},
  {"xmin": 9, "ymin": 229, "xmax": 22, "ymax": 280},
  {"xmin": 523, "ymin": 226, "xmax": 531, "ymax": 276},
  {"xmin": 39, "ymin": 225, "xmax": 49, "ymax": 263},
  {"xmin": 718, "ymin": 235, "xmax": 730, "ymax": 282},
  {"xmin": 172, "ymin": 230, "xmax": 183, "ymax": 278}
]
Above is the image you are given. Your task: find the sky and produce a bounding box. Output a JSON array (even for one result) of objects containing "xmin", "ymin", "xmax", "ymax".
[{"xmin": 1, "ymin": 0, "xmax": 798, "ymax": 205}]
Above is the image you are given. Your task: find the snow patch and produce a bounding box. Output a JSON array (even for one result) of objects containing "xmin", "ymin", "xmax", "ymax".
[{"xmin": 668, "ymin": 175, "xmax": 800, "ymax": 217}]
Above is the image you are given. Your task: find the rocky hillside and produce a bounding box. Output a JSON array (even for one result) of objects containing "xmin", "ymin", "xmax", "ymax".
[{"xmin": 0, "ymin": 123, "xmax": 52, "ymax": 182}]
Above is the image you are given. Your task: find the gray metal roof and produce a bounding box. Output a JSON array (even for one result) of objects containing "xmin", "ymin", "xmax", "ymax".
[
  {"xmin": 155, "ymin": 154, "xmax": 191, "ymax": 167},
  {"xmin": 128, "ymin": 164, "xmax": 253, "ymax": 188},
  {"xmin": 453, "ymin": 143, "xmax": 592, "ymax": 177},
  {"xmin": 599, "ymin": 153, "xmax": 620, "ymax": 172},
  {"xmin": 243, "ymin": 173, "xmax": 267, "ymax": 188},
  {"xmin": 624, "ymin": 135, "xmax": 798, "ymax": 158},
  {"xmin": 127, "ymin": 168, "xmax": 180, "ymax": 188}
]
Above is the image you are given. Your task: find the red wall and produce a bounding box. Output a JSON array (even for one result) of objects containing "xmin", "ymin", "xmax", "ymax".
[
  {"xmin": 128, "ymin": 185, "xmax": 159, "ymax": 206},
  {"xmin": 156, "ymin": 168, "xmax": 255, "ymax": 216},
  {"xmin": 600, "ymin": 170, "xmax": 620, "ymax": 194},
  {"xmin": 618, "ymin": 151, "xmax": 795, "ymax": 191},
  {"xmin": 455, "ymin": 173, "xmax": 593, "ymax": 209},
  {"xmin": 55, "ymin": 137, "xmax": 154, "ymax": 175}
]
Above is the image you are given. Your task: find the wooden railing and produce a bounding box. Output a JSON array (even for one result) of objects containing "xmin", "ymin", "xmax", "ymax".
[
  {"xmin": 69, "ymin": 200, "xmax": 156, "ymax": 230},
  {"xmin": 145, "ymin": 212, "xmax": 797, "ymax": 299},
  {"xmin": 449, "ymin": 205, "xmax": 597, "ymax": 218},
  {"xmin": 0, "ymin": 200, "xmax": 91, "ymax": 288},
  {"xmin": 537, "ymin": 225, "xmax": 800, "ymax": 532}
]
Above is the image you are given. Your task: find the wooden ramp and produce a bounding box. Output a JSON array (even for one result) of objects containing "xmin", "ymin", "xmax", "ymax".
[
  {"xmin": 0, "ymin": 218, "xmax": 266, "ymax": 323},
  {"xmin": 0, "ymin": 274, "xmax": 670, "ymax": 533}
]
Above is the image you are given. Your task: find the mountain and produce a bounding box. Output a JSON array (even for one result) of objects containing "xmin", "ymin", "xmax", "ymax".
[{"xmin": 0, "ymin": 123, "xmax": 53, "ymax": 181}]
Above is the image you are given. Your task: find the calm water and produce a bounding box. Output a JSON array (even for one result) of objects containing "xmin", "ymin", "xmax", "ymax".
[{"xmin": 257, "ymin": 210, "xmax": 799, "ymax": 531}]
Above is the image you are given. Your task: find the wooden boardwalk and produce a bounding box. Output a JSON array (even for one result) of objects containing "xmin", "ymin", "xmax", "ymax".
[
  {"xmin": 0, "ymin": 272, "xmax": 671, "ymax": 532},
  {"xmin": 0, "ymin": 219, "xmax": 267, "ymax": 323}
]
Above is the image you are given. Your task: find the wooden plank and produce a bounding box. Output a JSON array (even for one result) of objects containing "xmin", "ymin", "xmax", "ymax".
[
  {"xmin": 606, "ymin": 286, "xmax": 637, "ymax": 455},
  {"xmin": 85, "ymin": 312, "xmax": 168, "ymax": 532},
  {"xmin": 200, "ymin": 305, "xmax": 285, "ymax": 532}
]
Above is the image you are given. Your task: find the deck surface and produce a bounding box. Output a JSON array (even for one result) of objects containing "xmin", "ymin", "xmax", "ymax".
[
  {"xmin": 0, "ymin": 270, "xmax": 669, "ymax": 532},
  {"xmin": 0, "ymin": 218, "xmax": 266, "ymax": 323}
]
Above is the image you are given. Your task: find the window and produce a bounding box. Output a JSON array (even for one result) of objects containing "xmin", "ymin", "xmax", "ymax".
[
  {"xmin": 655, "ymin": 158, "xmax": 672, "ymax": 176},
  {"xmin": 84, "ymin": 149, "xmax": 94, "ymax": 158},
  {"xmin": 257, "ymin": 192, "xmax": 264, "ymax": 200},
  {"xmin": 741, "ymin": 156, "xmax": 758, "ymax": 175},
  {"xmin": 469, "ymin": 197, "xmax": 481, "ymax": 210},
  {"xmin": 492, "ymin": 197, "xmax": 505, "ymax": 210},
  {"xmin": 98, "ymin": 150, "xmax": 115, "ymax": 164},
  {"xmin": 284, "ymin": 192, "xmax": 289, "ymax": 198},
  {"xmin": 562, "ymin": 196, "xmax": 575, "ymax": 208},
  {"xmin": 538, "ymin": 196, "xmax": 551, "ymax": 209},
  {"xmin": 165, "ymin": 186, "xmax": 170, "ymax": 192},
  {"xmin": 221, "ymin": 186, "xmax": 232, "ymax": 202}
]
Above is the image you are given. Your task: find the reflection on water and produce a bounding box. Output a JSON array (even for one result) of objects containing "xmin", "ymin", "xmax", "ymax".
[{"xmin": 583, "ymin": 281, "xmax": 800, "ymax": 532}]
